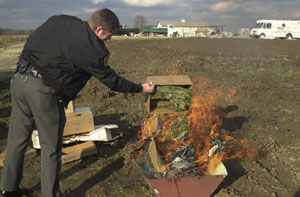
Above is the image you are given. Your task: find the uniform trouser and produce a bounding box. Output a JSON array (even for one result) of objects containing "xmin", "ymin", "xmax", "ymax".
[{"xmin": 0, "ymin": 72, "xmax": 66, "ymax": 197}]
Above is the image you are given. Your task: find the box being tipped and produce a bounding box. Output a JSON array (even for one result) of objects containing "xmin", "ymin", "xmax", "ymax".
[{"xmin": 145, "ymin": 75, "xmax": 193, "ymax": 114}]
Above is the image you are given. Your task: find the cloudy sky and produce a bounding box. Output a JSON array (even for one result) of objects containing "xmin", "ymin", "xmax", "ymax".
[{"xmin": 1, "ymin": 0, "xmax": 300, "ymax": 33}]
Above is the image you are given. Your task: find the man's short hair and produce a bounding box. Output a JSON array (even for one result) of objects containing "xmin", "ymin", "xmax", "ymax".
[{"xmin": 88, "ymin": 8, "xmax": 120, "ymax": 34}]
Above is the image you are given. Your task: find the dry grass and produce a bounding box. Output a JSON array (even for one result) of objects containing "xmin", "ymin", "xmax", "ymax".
[
  {"xmin": 0, "ymin": 42, "xmax": 24, "ymax": 72},
  {"xmin": 0, "ymin": 35, "xmax": 27, "ymax": 73},
  {"xmin": 0, "ymin": 35, "xmax": 28, "ymax": 46}
]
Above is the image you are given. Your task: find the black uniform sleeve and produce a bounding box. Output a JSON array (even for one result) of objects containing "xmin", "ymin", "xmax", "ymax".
[{"xmin": 85, "ymin": 58, "xmax": 143, "ymax": 93}]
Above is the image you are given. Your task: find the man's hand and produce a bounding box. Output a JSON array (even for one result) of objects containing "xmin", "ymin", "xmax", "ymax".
[{"xmin": 142, "ymin": 82, "xmax": 154, "ymax": 93}]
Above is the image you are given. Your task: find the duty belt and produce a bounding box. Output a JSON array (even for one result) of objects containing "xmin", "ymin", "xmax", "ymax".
[{"xmin": 17, "ymin": 59, "xmax": 42, "ymax": 78}]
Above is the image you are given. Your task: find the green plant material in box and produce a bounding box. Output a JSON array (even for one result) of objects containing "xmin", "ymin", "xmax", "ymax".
[{"xmin": 150, "ymin": 86, "xmax": 192, "ymax": 112}]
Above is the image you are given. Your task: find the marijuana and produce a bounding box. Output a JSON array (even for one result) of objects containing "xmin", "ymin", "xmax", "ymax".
[{"xmin": 150, "ymin": 86, "xmax": 192, "ymax": 111}]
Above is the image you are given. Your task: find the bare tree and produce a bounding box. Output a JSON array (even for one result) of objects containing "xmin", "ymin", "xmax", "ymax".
[{"xmin": 133, "ymin": 14, "xmax": 147, "ymax": 32}]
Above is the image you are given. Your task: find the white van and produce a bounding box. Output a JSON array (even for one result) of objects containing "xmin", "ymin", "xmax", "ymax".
[{"xmin": 250, "ymin": 20, "xmax": 300, "ymax": 39}]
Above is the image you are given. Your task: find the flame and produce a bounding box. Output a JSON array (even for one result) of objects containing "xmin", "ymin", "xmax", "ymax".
[
  {"xmin": 137, "ymin": 114, "xmax": 158, "ymax": 141},
  {"xmin": 136, "ymin": 78, "xmax": 255, "ymax": 174},
  {"xmin": 134, "ymin": 149, "xmax": 144, "ymax": 159}
]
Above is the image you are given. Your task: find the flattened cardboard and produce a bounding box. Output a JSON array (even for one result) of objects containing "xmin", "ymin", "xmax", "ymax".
[
  {"xmin": 0, "ymin": 139, "xmax": 37, "ymax": 166},
  {"xmin": 63, "ymin": 110, "xmax": 95, "ymax": 136},
  {"xmin": 61, "ymin": 141, "xmax": 97, "ymax": 164},
  {"xmin": 145, "ymin": 75, "xmax": 193, "ymax": 114}
]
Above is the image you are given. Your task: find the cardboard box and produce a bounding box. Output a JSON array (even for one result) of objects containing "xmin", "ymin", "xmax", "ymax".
[
  {"xmin": 0, "ymin": 139, "xmax": 37, "ymax": 166},
  {"xmin": 63, "ymin": 110, "xmax": 95, "ymax": 136},
  {"xmin": 145, "ymin": 75, "xmax": 193, "ymax": 114},
  {"xmin": 61, "ymin": 141, "xmax": 97, "ymax": 164},
  {"xmin": 32, "ymin": 108, "xmax": 94, "ymax": 139},
  {"xmin": 65, "ymin": 101, "xmax": 75, "ymax": 114}
]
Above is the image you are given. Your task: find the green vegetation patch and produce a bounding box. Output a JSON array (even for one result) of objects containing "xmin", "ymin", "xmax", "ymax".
[{"xmin": 150, "ymin": 85, "xmax": 192, "ymax": 112}]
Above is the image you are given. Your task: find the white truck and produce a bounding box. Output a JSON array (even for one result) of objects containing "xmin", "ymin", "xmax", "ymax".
[
  {"xmin": 167, "ymin": 24, "xmax": 179, "ymax": 37},
  {"xmin": 250, "ymin": 19, "xmax": 300, "ymax": 39}
]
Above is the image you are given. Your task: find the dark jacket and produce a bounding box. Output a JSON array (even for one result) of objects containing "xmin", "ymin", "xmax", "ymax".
[{"xmin": 22, "ymin": 15, "xmax": 142, "ymax": 104}]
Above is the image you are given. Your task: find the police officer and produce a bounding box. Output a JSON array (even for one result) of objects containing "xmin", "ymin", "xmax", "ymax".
[{"xmin": 0, "ymin": 8, "xmax": 154, "ymax": 197}]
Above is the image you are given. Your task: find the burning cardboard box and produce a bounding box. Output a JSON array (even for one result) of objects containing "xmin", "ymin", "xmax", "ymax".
[
  {"xmin": 134, "ymin": 76, "xmax": 254, "ymax": 196},
  {"xmin": 145, "ymin": 75, "xmax": 193, "ymax": 114},
  {"xmin": 134, "ymin": 115, "xmax": 228, "ymax": 197}
]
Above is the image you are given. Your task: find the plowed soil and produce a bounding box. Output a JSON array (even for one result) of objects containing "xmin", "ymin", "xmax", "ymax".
[{"xmin": 0, "ymin": 36, "xmax": 299, "ymax": 197}]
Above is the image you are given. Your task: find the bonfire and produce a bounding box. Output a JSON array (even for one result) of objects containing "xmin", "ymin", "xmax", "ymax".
[{"xmin": 134, "ymin": 79, "xmax": 255, "ymax": 178}]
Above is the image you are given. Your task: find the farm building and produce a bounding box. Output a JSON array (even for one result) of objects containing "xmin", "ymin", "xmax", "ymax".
[{"xmin": 156, "ymin": 18, "xmax": 226, "ymax": 37}]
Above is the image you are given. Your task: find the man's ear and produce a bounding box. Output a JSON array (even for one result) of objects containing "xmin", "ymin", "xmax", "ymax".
[{"xmin": 94, "ymin": 26, "xmax": 103, "ymax": 37}]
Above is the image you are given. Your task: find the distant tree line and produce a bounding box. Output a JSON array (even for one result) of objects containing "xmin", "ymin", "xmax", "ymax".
[{"xmin": 0, "ymin": 27, "xmax": 33, "ymax": 35}]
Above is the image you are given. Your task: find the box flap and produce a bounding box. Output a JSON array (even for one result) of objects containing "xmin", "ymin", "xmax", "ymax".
[
  {"xmin": 148, "ymin": 137, "xmax": 167, "ymax": 173},
  {"xmin": 146, "ymin": 75, "xmax": 192, "ymax": 86}
]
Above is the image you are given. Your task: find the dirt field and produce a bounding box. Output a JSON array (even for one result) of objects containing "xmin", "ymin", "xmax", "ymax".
[{"xmin": 0, "ymin": 36, "xmax": 300, "ymax": 197}]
